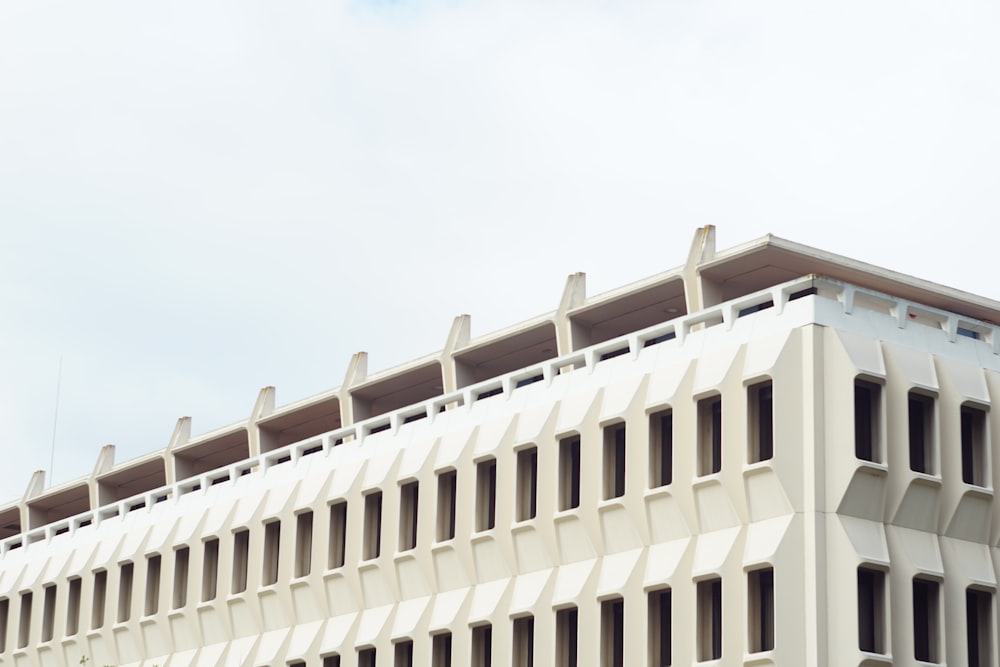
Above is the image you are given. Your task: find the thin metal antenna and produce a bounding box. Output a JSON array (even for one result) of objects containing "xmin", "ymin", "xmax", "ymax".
[{"xmin": 49, "ymin": 356, "xmax": 63, "ymax": 485}]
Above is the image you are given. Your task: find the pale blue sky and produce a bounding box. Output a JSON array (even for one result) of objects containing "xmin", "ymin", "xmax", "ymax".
[{"xmin": 2, "ymin": 0, "xmax": 1000, "ymax": 502}]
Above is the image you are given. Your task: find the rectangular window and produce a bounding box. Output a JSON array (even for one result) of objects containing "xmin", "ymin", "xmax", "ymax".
[
  {"xmin": 962, "ymin": 405, "xmax": 988, "ymax": 486},
  {"xmin": 556, "ymin": 607, "xmax": 578, "ymax": 667},
  {"xmin": 202, "ymin": 539, "xmax": 219, "ymax": 602},
  {"xmin": 359, "ymin": 647, "xmax": 376, "ymax": 667},
  {"xmin": 603, "ymin": 423, "xmax": 626, "ymax": 500},
  {"xmin": 601, "ymin": 597, "xmax": 624, "ymax": 667},
  {"xmin": 363, "ymin": 492, "xmax": 382, "ymax": 560},
  {"xmin": 908, "ymin": 393, "xmax": 935, "ymax": 474},
  {"xmin": 857, "ymin": 567, "xmax": 885, "ymax": 653},
  {"xmin": 648, "ymin": 589, "xmax": 670, "ymax": 667},
  {"xmin": 41, "ymin": 584, "xmax": 56, "ymax": 642},
  {"xmin": 697, "ymin": 578, "xmax": 722, "ymax": 661},
  {"xmin": 394, "ymin": 640, "xmax": 414, "ymax": 667},
  {"xmin": 399, "ymin": 481, "xmax": 419, "ymax": 551},
  {"xmin": 472, "ymin": 624, "xmax": 493, "ymax": 667},
  {"xmin": 967, "ymin": 588, "xmax": 992, "ymax": 667},
  {"xmin": 698, "ymin": 396, "xmax": 722, "ymax": 475},
  {"xmin": 93, "ymin": 569, "xmax": 108, "ymax": 628},
  {"xmin": 295, "ymin": 511, "xmax": 314, "ymax": 577},
  {"xmin": 328, "ymin": 502, "xmax": 347, "ymax": 569},
  {"xmin": 0, "ymin": 598, "xmax": 8, "ymax": 652},
  {"xmin": 118, "ymin": 561, "xmax": 134, "ymax": 622},
  {"xmin": 748, "ymin": 381, "xmax": 773, "ymax": 463},
  {"xmin": 559, "ymin": 436, "xmax": 581, "ymax": 510},
  {"xmin": 855, "ymin": 380, "xmax": 881, "ymax": 462},
  {"xmin": 172, "ymin": 547, "xmax": 189, "ymax": 609},
  {"xmin": 476, "ymin": 459, "xmax": 497, "ymax": 531},
  {"xmin": 513, "ymin": 615, "xmax": 534, "ymax": 667},
  {"xmin": 322, "ymin": 655, "xmax": 340, "ymax": 667},
  {"xmin": 263, "ymin": 521, "xmax": 281, "ymax": 585},
  {"xmin": 145, "ymin": 555, "xmax": 161, "ymax": 616},
  {"xmin": 66, "ymin": 578, "xmax": 81, "ymax": 636},
  {"xmin": 437, "ymin": 470, "xmax": 457, "ymax": 542},
  {"xmin": 232, "ymin": 529, "xmax": 249, "ymax": 593},
  {"xmin": 649, "ymin": 410, "xmax": 672, "ymax": 488},
  {"xmin": 432, "ymin": 632, "xmax": 453, "ymax": 667},
  {"xmin": 748, "ymin": 568, "xmax": 774, "ymax": 653},
  {"xmin": 913, "ymin": 578, "xmax": 939, "ymax": 663},
  {"xmin": 17, "ymin": 592, "xmax": 31, "ymax": 649},
  {"xmin": 516, "ymin": 447, "xmax": 538, "ymax": 521}
]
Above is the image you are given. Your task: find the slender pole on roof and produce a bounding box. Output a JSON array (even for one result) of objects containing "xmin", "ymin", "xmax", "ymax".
[{"xmin": 49, "ymin": 355, "xmax": 62, "ymax": 486}]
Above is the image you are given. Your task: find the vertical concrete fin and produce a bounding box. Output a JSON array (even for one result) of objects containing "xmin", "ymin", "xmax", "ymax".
[
  {"xmin": 23, "ymin": 470, "xmax": 45, "ymax": 501},
  {"xmin": 341, "ymin": 352, "xmax": 369, "ymax": 426},
  {"xmin": 89, "ymin": 444, "xmax": 116, "ymax": 509},
  {"xmin": 443, "ymin": 315, "xmax": 472, "ymax": 393},
  {"xmin": 164, "ymin": 416, "xmax": 191, "ymax": 485},
  {"xmin": 556, "ymin": 272, "xmax": 587, "ymax": 354},
  {"xmin": 249, "ymin": 386, "xmax": 277, "ymax": 457},
  {"xmin": 683, "ymin": 225, "xmax": 720, "ymax": 312}
]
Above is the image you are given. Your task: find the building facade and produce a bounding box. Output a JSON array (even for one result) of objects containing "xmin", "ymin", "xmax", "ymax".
[{"xmin": 2, "ymin": 227, "xmax": 999, "ymax": 666}]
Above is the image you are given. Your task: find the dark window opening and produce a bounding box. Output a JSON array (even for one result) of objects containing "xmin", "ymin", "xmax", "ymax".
[
  {"xmin": 328, "ymin": 502, "xmax": 347, "ymax": 569},
  {"xmin": 967, "ymin": 588, "xmax": 992, "ymax": 667},
  {"xmin": 858, "ymin": 568, "xmax": 886, "ymax": 654},
  {"xmin": 363, "ymin": 492, "xmax": 382, "ymax": 560},
  {"xmin": 472, "ymin": 624, "xmax": 493, "ymax": 667},
  {"xmin": 513, "ymin": 615, "xmax": 535, "ymax": 667},
  {"xmin": 437, "ymin": 471, "xmax": 457, "ymax": 542},
  {"xmin": 557, "ymin": 607, "xmax": 578, "ymax": 667},
  {"xmin": 698, "ymin": 396, "xmax": 722, "ymax": 475},
  {"xmin": 232, "ymin": 529, "xmax": 249, "ymax": 593},
  {"xmin": 601, "ymin": 597, "xmax": 624, "ymax": 667},
  {"xmin": 516, "ymin": 448, "xmax": 537, "ymax": 521},
  {"xmin": 262, "ymin": 521, "xmax": 281, "ymax": 585},
  {"xmin": 913, "ymin": 578, "xmax": 939, "ymax": 663},
  {"xmin": 962, "ymin": 405, "xmax": 988, "ymax": 486},
  {"xmin": 648, "ymin": 589, "xmax": 671, "ymax": 667},
  {"xmin": 399, "ymin": 482, "xmax": 419, "ymax": 552},
  {"xmin": 855, "ymin": 380, "xmax": 881, "ymax": 462},
  {"xmin": 698, "ymin": 578, "xmax": 722, "ymax": 661},
  {"xmin": 603, "ymin": 423, "xmax": 626, "ymax": 500},
  {"xmin": 908, "ymin": 393, "xmax": 935, "ymax": 474},
  {"xmin": 476, "ymin": 459, "xmax": 497, "ymax": 531},
  {"xmin": 748, "ymin": 382, "xmax": 773, "ymax": 463},
  {"xmin": 559, "ymin": 436, "xmax": 581, "ymax": 510},
  {"xmin": 649, "ymin": 410, "xmax": 673, "ymax": 487},
  {"xmin": 748, "ymin": 568, "xmax": 774, "ymax": 653}
]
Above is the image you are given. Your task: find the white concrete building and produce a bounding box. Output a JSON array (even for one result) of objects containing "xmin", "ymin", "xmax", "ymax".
[{"xmin": 2, "ymin": 227, "xmax": 999, "ymax": 666}]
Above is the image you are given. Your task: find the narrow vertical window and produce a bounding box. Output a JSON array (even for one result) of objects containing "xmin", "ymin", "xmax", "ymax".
[
  {"xmin": 295, "ymin": 511, "xmax": 314, "ymax": 577},
  {"xmin": 328, "ymin": 502, "xmax": 347, "ymax": 569},
  {"xmin": 967, "ymin": 588, "xmax": 992, "ymax": 667},
  {"xmin": 698, "ymin": 396, "xmax": 723, "ymax": 475},
  {"xmin": 912, "ymin": 578, "xmax": 939, "ymax": 663},
  {"xmin": 857, "ymin": 567, "xmax": 886, "ymax": 653},
  {"xmin": 908, "ymin": 393, "xmax": 935, "ymax": 474},
  {"xmin": 648, "ymin": 589, "xmax": 670, "ymax": 666},
  {"xmin": 202, "ymin": 539, "xmax": 219, "ymax": 602},
  {"xmin": 748, "ymin": 381, "xmax": 773, "ymax": 463},
  {"xmin": 363, "ymin": 492, "xmax": 383, "ymax": 560},
  {"xmin": 41, "ymin": 584, "xmax": 56, "ymax": 642},
  {"xmin": 697, "ymin": 578, "xmax": 722, "ymax": 661},
  {"xmin": 394, "ymin": 639, "xmax": 414, "ymax": 667},
  {"xmin": 513, "ymin": 615, "xmax": 534, "ymax": 667},
  {"xmin": 854, "ymin": 380, "xmax": 881, "ymax": 462},
  {"xmin": 0, "ymin": 598, "xmax": 8, "ymax": 652},
  {"xmin": 603, "ymin": 423, "xmax": 626, "ymax": 500},
  {"xmin": 118, "ymin": 561, "xmax": 134, "ymax": 622},
  {"xmin": 559, "ymin": 435, "xmax": 581, "ymax": 510},
  {"xmin": 172, "ymin": 547, "xmax": 189, "ymax": 609},
  {"xmin": 232, "ymin": 529, "xmax": 249, "ymax": 593},
  {"xmin": 437, "ymin": 470, "xmax": 457, "ymax": 542},
  {"xmin": 432, "ymin": 632, "xmax": 453, "ymax": 667},
  {"xmin": 359, "ymin": 647, "xmax": 376, "ymax": 667},
  {"xmin": 556, "ymin": 607, "xmax": 578, "ymax": 667},
  {"xmin": 263, "ymin": 521, "xmax": 281, "ymax": 585},
  {"xmin": 92, "ymin": 569, "xmax": 108, "ymax": 628},
  {"xmin": 472, "ymin": 624, "xmax": 493, "ymax": 667},
  {"xmin": 516, "ymin": 447, "xmax": 538, "ymax": 521},
  {"xmin": 17, "ymin": 592, "xmax": 31, "ymax": 649},
  {"xmin": 66, "ymin": 578, "xmax": 81, "ymax": 636},
  {"xmin": 145, "ymin": 555, "xmax": 161, "ymax": 616},
  {"xmin": 748, "ymin": 568, "xmax": 774, "ymax": 653},
  {"xmin": 649, "ymin": 409, "xmax": 673, "ymax": 488},
  {"xmin": 399, "ymin": 481, "xmax": 419, "ymax": 551},
  {"xmin": 322, "ymin": 655, "xmax": 341, "ymax": 667},
  {"xmin": 962, "ymin": 405, "xmax": 988, "ymax": 486},
  {"xmin": 476, "ymin": 459, "xmax": 497, "ymax": 531},
  {"xmin": 601, "ymin": 597, "xmax": 624, "ymax": 667}
]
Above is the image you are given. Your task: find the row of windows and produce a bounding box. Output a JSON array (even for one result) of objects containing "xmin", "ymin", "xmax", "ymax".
[
  {"xmin": 854, "ymin": 379, "xmax": 990, "ymax": 486},
  {"xmin": 857, "ymin": 566, "xmax": 992, "ymax": 665},
  {"xmin": 0, "ymin": 558, "xmax": 772, "ymax": 662}
]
